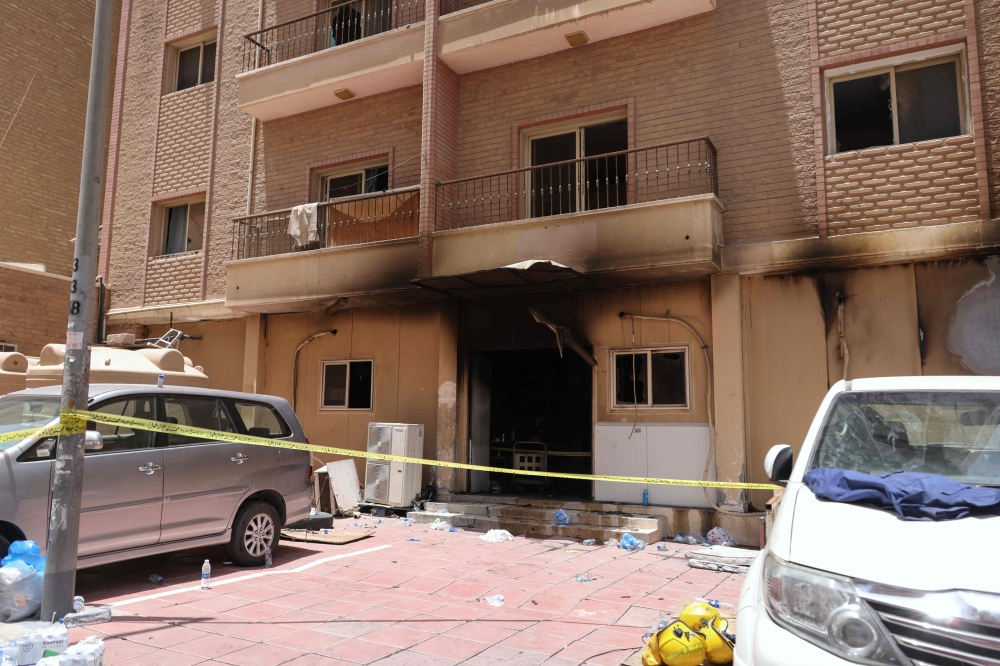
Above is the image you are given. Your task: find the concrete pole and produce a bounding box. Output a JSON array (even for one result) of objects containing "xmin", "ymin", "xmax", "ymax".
[{"xmin": 41, "ymin": 0, "xmax": 114, "ymax": 621}]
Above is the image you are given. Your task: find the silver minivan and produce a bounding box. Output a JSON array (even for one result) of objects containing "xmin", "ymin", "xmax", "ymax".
[{"xmin": 0, "ymin": 384, "xmax": 312, "ymax": 567}]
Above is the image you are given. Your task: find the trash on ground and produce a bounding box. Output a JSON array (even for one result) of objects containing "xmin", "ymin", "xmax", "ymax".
[
  {"xmin": 605, "ymin": 538, "xmax": 619, "ymax": 547},
  {"xmin": 574, "ymin": 573, "xmax": 595, "ymax": 583},
  {"xmin": 406, "ymin": 537, "xmax": 420, "ymax": 541},
  {"xmin": 447, "ymin": 526, "xmax": 462, "ymax": 532},
  {"xmin": 554, "ymin": 509, "xmax": 570, "ymax": 525},
  {"xmin": 61, "ymin": 607, "xmax": 112, "ymax": 628},
  {"xmin": 11, "ymin": 624, "xmax": 68, "ymax": 665},
  {"xmin": 401, "ymin": 518, "xmax": 413, "ymax": 526},
  {"xmin": 201, "ymin": 560, "xmax": 211, "ymax": 588},
  {"xmin": 148, "ymin": 574, "xmax": 164, "ymax": 585},
  {"xmin": 326, "ymin": 459, "xmax": 362, "ymax": 515},
  {"xmin": 281, "ymin": 529, "xmax": 372, "ymax": 545},
  {"xmin": 706, "ymin": 527, "xmax": 738, "ymax": 547},
  {"xmin": 71, "ymin": 598, "xmax": 84, "ymax": 615},
  {"xmin": 479, "ymin": 529, "xmax": 513, "ymax": 543},
  {"xmin": 640, "ymin": 601, "xmax": 735, "ymax": 666},
  {"xmin": 0, "ymin": 564, "xmax": 42, "ymax": 622},
  {"xmin": 482, "ymin": 595, "xmax": 504, "ymax": 607},
  {"xmin": 685, "ymin": 545, "xmax": 754, "ymax": 574},
  {"xmin": 618, "ymin": 534, "xmax": 646, "ymax": 551},
  {"xmin": 673, "ymin": 532, "xmax": 709, "ymax": 546},
  {"xmin": 582, "ymin": 539, "xmax": 596, "ymax": 546},
  {"xmin": 1, "ymin": 543, "xmax": 44, "ymax": 573},
  {"xmin": 35, "ymin": 636, "xmax": 104, "ymax": 666},
  {"xmin": 264, "ymin": 546, "xmax": 272, "ymax": 569},
  {"xmin": 429, "ymin": 518, "xmax": 451, "ymax": 531}
]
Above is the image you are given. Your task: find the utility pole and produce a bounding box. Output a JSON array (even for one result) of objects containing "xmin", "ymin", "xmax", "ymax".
[{"xmin": 41, "ymin": 0, "xmax": 114, "ymax": 621}]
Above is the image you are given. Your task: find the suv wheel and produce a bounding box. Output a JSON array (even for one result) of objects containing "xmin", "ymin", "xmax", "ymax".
[{"xmin": 226, "ymin": 501, "xmax": 279, "ymax": 566}]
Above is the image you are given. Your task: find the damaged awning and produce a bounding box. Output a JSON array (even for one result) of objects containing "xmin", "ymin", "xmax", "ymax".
[
  {"xmin": 529, "ymin": 308, "xmax": 597, "ymax": 367},
  {"xmin": 411, "ymin": 260, "xmax": 591, "ymax": 299}
]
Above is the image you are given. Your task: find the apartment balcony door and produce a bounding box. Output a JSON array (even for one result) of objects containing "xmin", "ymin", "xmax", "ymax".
[{"xmin": 328, "ymin": 0, "xmax": 393, "ymax": 47}]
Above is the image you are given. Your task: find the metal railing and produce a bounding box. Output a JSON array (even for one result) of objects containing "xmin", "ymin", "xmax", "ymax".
[
  {"xmin": 434, "ymin": 137, "xmax": 717, "ymax": 231},
  {"xmin": 242, "ymin": 0, "xmax": 425, "ymax": 72},
  {"xmin": 231, "ymin": 186, "xmax": 420, "ymax": 259},
  {"xmin": 440, "ymin": 0, "xmax": 494, "ymax": 14}
]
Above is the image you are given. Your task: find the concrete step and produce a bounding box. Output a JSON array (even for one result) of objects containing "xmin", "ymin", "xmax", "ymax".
[
  {"xmin": 409, "ymin": 506, "xmax": 666, "ymax": 543},
  {"xmin": 423, "ymin": 502, "xmax": 660, "ymax": 529}
]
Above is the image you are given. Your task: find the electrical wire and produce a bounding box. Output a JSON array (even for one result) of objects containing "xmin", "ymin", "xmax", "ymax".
[{"xmin": 0, "ymin": 71, "xmax": 37, "ymax": 151}]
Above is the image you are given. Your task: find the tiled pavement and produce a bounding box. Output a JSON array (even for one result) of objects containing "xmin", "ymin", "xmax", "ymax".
[{"xmin": 70, "ymin": 518, "xmax": 745, "ymax": 666}]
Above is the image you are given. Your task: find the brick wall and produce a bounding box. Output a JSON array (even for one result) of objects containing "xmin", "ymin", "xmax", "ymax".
[
  {"xmin": 0, "ymin": 265, "xmax": 70, "ymax": 356},
  {"xmin": 166, "ymin": 0, "xmax": 216, "ymax": 36},
  {"xmin": 143, "ymin": 252, "xmax": 204, "ymax": 305},
  {"xmin": 824, "ymin": 135, "xmax": 980, "ymax": 233},
  {"xmin": 255, "ymin": 87, "xmax": 423, "ymax": 211},
  {"xmin": 153, "ymin": 84, "xmax": 215, "ymax": 196},
  {"xmin": 456, "ymin": 0, "xmax": 818, "ymax": 243},
  {"xmin": 817, "ymin": 0, "xmax": 966, "ymax": 59},
  {"xmin": 0, "ymin": 0, "xmax": 120, "ymax": 276},
  {"xmin": 979, "ymin": 0, "xmax": 1000, "ymax": 214}
]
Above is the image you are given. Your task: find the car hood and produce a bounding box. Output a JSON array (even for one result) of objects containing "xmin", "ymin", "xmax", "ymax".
[{"xmin": 783, "ymin": 485, "xmax": 1000, "ymax": 595}]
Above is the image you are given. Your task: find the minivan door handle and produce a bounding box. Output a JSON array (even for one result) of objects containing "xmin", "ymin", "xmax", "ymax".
[
  {"xmin": 231, "ymin": 454, "xmax": 250, "ymax": 464},
  {"xmin": 139, "ymin": 463, "xmax": 162, "ymax": 475}
]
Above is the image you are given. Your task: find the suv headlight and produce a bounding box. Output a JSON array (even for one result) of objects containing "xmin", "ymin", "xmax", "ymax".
[{"xmin": 763, "ymin": 553, "xmax": 901, "ymax": 664}]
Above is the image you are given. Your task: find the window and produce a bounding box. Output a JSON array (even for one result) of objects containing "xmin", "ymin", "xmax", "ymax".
[
  {"xmin": 233, "ymin": 401, "xmax": 291, "ymax": 438},
  {"xmin": 174, "ymin": 40, "xmax": 216, "ymax": 92},
  {"xmin": 525, "ymin": 117, "xmax": 628, "ymax": 217},
  {"xmin": 86, "ymin": 397, "xmax": 158, "ymax": 454},
  {"xmin": 319, "ymin": 165, "xmax": 389, "ymax": 201},
  {"xmin": 0, "ymin": 343, "xmax": 16, "ymax": 352},
  {"xmin": 160, "ymin": 201, "xmax": 205, "ymax": 255},
  {"xmin": 830, "ymin": 55, "xmax": 965, "ymax": 153},
  {"xmin": 612, "ymin": 348, "xmax": 688, "ymax": 409},
  {"xmin": 161, "ymin": 396, "xmax": 235, "ymax": 446},
  {"xmin": 321, "ymin": 360, "xmax": 373, "ymax": 410}
]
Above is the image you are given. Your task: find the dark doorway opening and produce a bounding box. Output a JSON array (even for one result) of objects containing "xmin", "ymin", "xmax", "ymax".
[{"xmin": 470, "ymin": 348, "xmax": 593, "ymax": 499}]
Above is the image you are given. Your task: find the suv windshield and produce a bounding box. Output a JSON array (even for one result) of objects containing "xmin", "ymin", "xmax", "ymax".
[
  {"xmin": 811, "ymin": 391, "xmax": 1000, "ymax": 485},
  {"xmin": 0, "ymin": 396, "xmax": 61, "ymax": 450}
]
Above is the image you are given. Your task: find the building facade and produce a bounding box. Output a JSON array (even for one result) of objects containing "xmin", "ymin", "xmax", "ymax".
[
  {"xmin": 100, "ymin": 0, "xmax": 1000, "ymax": 539},
  {"xmin": 0, "ymin": 0, "xmax": 121, "ymax": 354}
]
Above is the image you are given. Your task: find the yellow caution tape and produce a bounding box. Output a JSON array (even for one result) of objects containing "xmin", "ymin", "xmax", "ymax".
[{"xmin": 1, "ymin": 409, "xmax": 780, "ymax": 491}]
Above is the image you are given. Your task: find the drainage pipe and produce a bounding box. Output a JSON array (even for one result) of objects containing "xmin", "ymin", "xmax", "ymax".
[
  {"xmin": 245, "ymin": 0, "xmax": 264, "ymax": 216},
  {"xmin": 618, "ymin": 312, "xmax": 744, "ymax": 516}
]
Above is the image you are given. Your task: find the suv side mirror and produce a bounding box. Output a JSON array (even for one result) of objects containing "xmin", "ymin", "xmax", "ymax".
[
  {"xmin": 84, "ymin": 430, "xmax": 104, "ymax": 451},
  {"xmin": 764, "ymin": 444, "xmax": 793, "ymax": 486}
]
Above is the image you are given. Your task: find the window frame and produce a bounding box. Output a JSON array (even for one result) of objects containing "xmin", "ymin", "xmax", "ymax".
[
  {"xmin": 519, "ymin": 109, "xmax": 629, "ymax": 216},
  {"xmin": 825, "ymin": 46, "xmax": 970, "ymax": 155},
  {"xmin": 312, "ymin": 158, "xmax": 390, "ymax": 203},
  {"xmin": 154, "ymin": 197, "xmax": 206, "ymax": 257},
  {"xmin": 0, "ymin": 343, "xmax": 17, "ymax": 353},
  {"xmin": 319, "ymin": 359, "xmax": 375, "ymax": 412},
  {"xmin": 609, "ymin": 346, "xmax": 690, "ymax": 411},
  {"xmin": 231, "ymin": 400, "xmax": 293, "ymax": 439},
  {"xmin": 171, "ymin": 39, "xmax": 217, "ymax": 93},
  {"xmin": 157, "ymin": 395, "xmax": 239, "ymax": 448}
]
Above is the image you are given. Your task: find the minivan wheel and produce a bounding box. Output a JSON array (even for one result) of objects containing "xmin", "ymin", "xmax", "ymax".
[
  {"xmin": 0, "ymin": 536, "xmax": 10, "ymax": 561},
  {"xmin": 226, "ymin": 501, "xmax": 279, "ymax": 566}
]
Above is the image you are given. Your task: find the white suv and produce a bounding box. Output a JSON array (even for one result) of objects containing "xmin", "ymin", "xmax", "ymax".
[{"xmin": 736, "ymin": 376, "xmax": 1000, "ymax": 666}]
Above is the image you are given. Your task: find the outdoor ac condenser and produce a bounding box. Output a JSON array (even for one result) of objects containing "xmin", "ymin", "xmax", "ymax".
[{"xmin": 364, "ymin": 423, "xmax": 424, "ymax": 507}]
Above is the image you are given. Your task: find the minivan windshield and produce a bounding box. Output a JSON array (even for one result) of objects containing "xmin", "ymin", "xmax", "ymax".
[
  {"xmin": 0, "ymin": 396, "xmax": 61, "ymax": 450},
  {"xmin": 811, "ymin": 391, "xmax": 1000, "ymax": 485}
]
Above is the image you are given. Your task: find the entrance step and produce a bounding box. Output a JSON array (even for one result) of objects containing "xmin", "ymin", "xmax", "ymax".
[{"xmin": 409, "ymin": 502, "xmax": 666, "ymax": 542}]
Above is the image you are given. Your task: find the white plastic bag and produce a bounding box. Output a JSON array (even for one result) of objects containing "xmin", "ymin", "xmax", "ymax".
[
  {"xmin": 479, "ymin": 529, "xmax": 513, "ymax": 543},
  {"xmin": 0, "ymin": 561, "xmax": 33, "ymax": 586},
  {"xmin": 707, "ymin": 527, "xmax": 737, "ymax": 547},
  {"xmin": 429, "ymin": 519, "xmax": 452, "ymax": 531},
  {"xmin": 0, "ymin": 569, "xmax": 42, "ymax": 622}
]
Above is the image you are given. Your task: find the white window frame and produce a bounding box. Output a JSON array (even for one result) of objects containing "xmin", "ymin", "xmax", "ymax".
[
  {"xmin": 0, "ymin": 343, "xmax": 17, "ymax": 353},
  {"xmin": 313, "ymin": 158, "xmax": 389, "ymax": 203},
  {"xmin": 610, "ymin": 346, "xmax": 690, "ymax": 411},
  {"xmin": 825, "ymin": 45, "xmax": 970, "ymax": 155},
  {"xmin": 156, "ymin": 199, "xmax": 205, "ymax": 256},
  {"xmin": 519, "ymin": 109, "xmax": 628, "ymax": 216},
  {"xmin": 320, "ymin": 359, "xmax": 375, "ymax": 411}
]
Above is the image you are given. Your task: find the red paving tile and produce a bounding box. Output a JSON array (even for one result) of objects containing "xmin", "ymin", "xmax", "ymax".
[{"xmin": 71, "ymin": 519, "xmax": 747, "ymax": 666}]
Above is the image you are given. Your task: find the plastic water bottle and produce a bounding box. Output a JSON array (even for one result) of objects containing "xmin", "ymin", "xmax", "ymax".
[
  {"xmin": 643, "ymin": 490, "xmax": 649, "ymax": 506},
  {"xmin": 72, "ymin": 596, "xmax": 85, "ymax": 613},
  {"xmin": 62, "ymin": 607, "xmax": 112, "ymax": 628},
  {"xmin": 201, "ymin": 560, "xmax": 211, "ymax": 589},
  {"xmin": 156, "ymin": 374, "xmax": 165, "ymax": 388},
  {"xmin": 148, "ymin": 574, "xmax": 165, "ymax": 585},
  {"xmin": 264, "ymin": 545, "xmax": 273, "ymax": 569}
]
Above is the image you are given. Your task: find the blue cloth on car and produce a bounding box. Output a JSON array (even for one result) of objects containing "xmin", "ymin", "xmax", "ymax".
[{"xmin": 802, "ymin": 468, "xmax": 1000, "ymax": 521}]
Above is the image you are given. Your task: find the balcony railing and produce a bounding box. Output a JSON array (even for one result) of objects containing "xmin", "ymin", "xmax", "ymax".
[
  {"xmin": 434, "ymin": 137, "xmax": 717, "ymax": 231},
  {"xmin": 242, "ymin": 0, "xmax": 425, "ymax": 73},
  {"xmin": 440, "ymin": 0, "xmax": 494, "ymax": 14},
  {"xmin": 231, "ymin": 187, "xmax": 420, "ymax": 260}
]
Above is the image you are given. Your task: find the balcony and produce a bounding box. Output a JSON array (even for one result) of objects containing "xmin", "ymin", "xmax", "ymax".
[
  {"xmin": 427, "ymin": 137, "xmax": 724, "ymax": 285},
  {"xmin": 225, "ymin": 187, "xmax": 421, "ymax": 312},
  {"xmin": 237, "ymin": 0, "xmax": 714, "ymax": 120},
  {"xmin": 237, "ymin": 0, "xmax": 425, "ymax": 121}
]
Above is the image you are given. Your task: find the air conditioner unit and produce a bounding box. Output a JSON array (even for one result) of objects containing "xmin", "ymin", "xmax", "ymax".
[{"xmin": 364, "ymin": 423, "xmax": 424, "ymax": 507}]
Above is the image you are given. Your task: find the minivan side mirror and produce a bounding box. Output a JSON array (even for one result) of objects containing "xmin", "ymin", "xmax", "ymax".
[
  {"xmin": 764, "ymin": 444, "xmax": 793, "ymax": 486},
  {"xmin": 84, "ymin": 430, "xmax": 104, "ymax": 451}
]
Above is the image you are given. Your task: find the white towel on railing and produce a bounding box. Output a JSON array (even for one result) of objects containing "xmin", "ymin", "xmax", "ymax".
[{"xmin": 288, "ymin": 203, "xmax": 318, "ymax": 246}]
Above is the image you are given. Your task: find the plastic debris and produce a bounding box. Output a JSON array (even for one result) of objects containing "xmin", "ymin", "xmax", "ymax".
[
  {"xmin": 618, "ymin": 534, "xmax": 646, "ymax": 551},
  {"xmin": 13, "ymin": 624, "xmax": 68, "ymax": 665},
  {"xmin": 429, "ymin": 519, "xmax": 452, "ymax": 531},
  {"xmin": 72, "ymin": 596, "xmax": 85, "ymax": 613},
  {"xmin": 264, "ymin": 545, "xmax": 273, "ymax": 569},
  {"xmin": 482, "ymin": 595, "xmax": 505, "ymax": 607},
  {"xmin": 62, "ymin": 606, "xmax": 113, "ymax": 628},
  {"xmin": 574, "ymin": 573, "xmax": 595, "ymax": 583},
  {"xmin": 1, "ymin": 541, "xmax": 45, "ymax": 572},
  {"xmin": 674, "ymin": 532, "xmax": 709, "ymax": 546},
  {"xmin": 36, "ymin": 636, "xmax": 105, "ymax": 666},
  {"xmin": 406, "ymin": 538, "xmax": 420, "ymax": 541},
  {"xmin": 148, "ymin": 574, "xmax": 165, "ymax": 585},
  {"xmin": 447, "ymin": 526, "xmax": 462, "ymax": 532},
  {"xmin": 582, "ymin": 539, "xmax": 596, "ymax": 546},
  {"xmin": 479, "ymin": 529, "xmax": 513, "ymax": 543},
  {"xmin": 706, "ymin": 527, "xmax": 738, "ymax": 547},
  {"xmin": 554, "ymin": 509, "xmax": 570, "ymax": 525},
  {"xmin": 605, "ymin": 538, "xmax": 619, "ymax": 547},
  {"xmin": 201, "ymin": 559, "xmax": 211, "ymax": 588},
  {"xmin": 401, "ymin": 518, "xmax": 413, "ymax": 526},
  {"xmin": 0, "ymin": 551, "xmax": 43, "ymax": 622}
]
